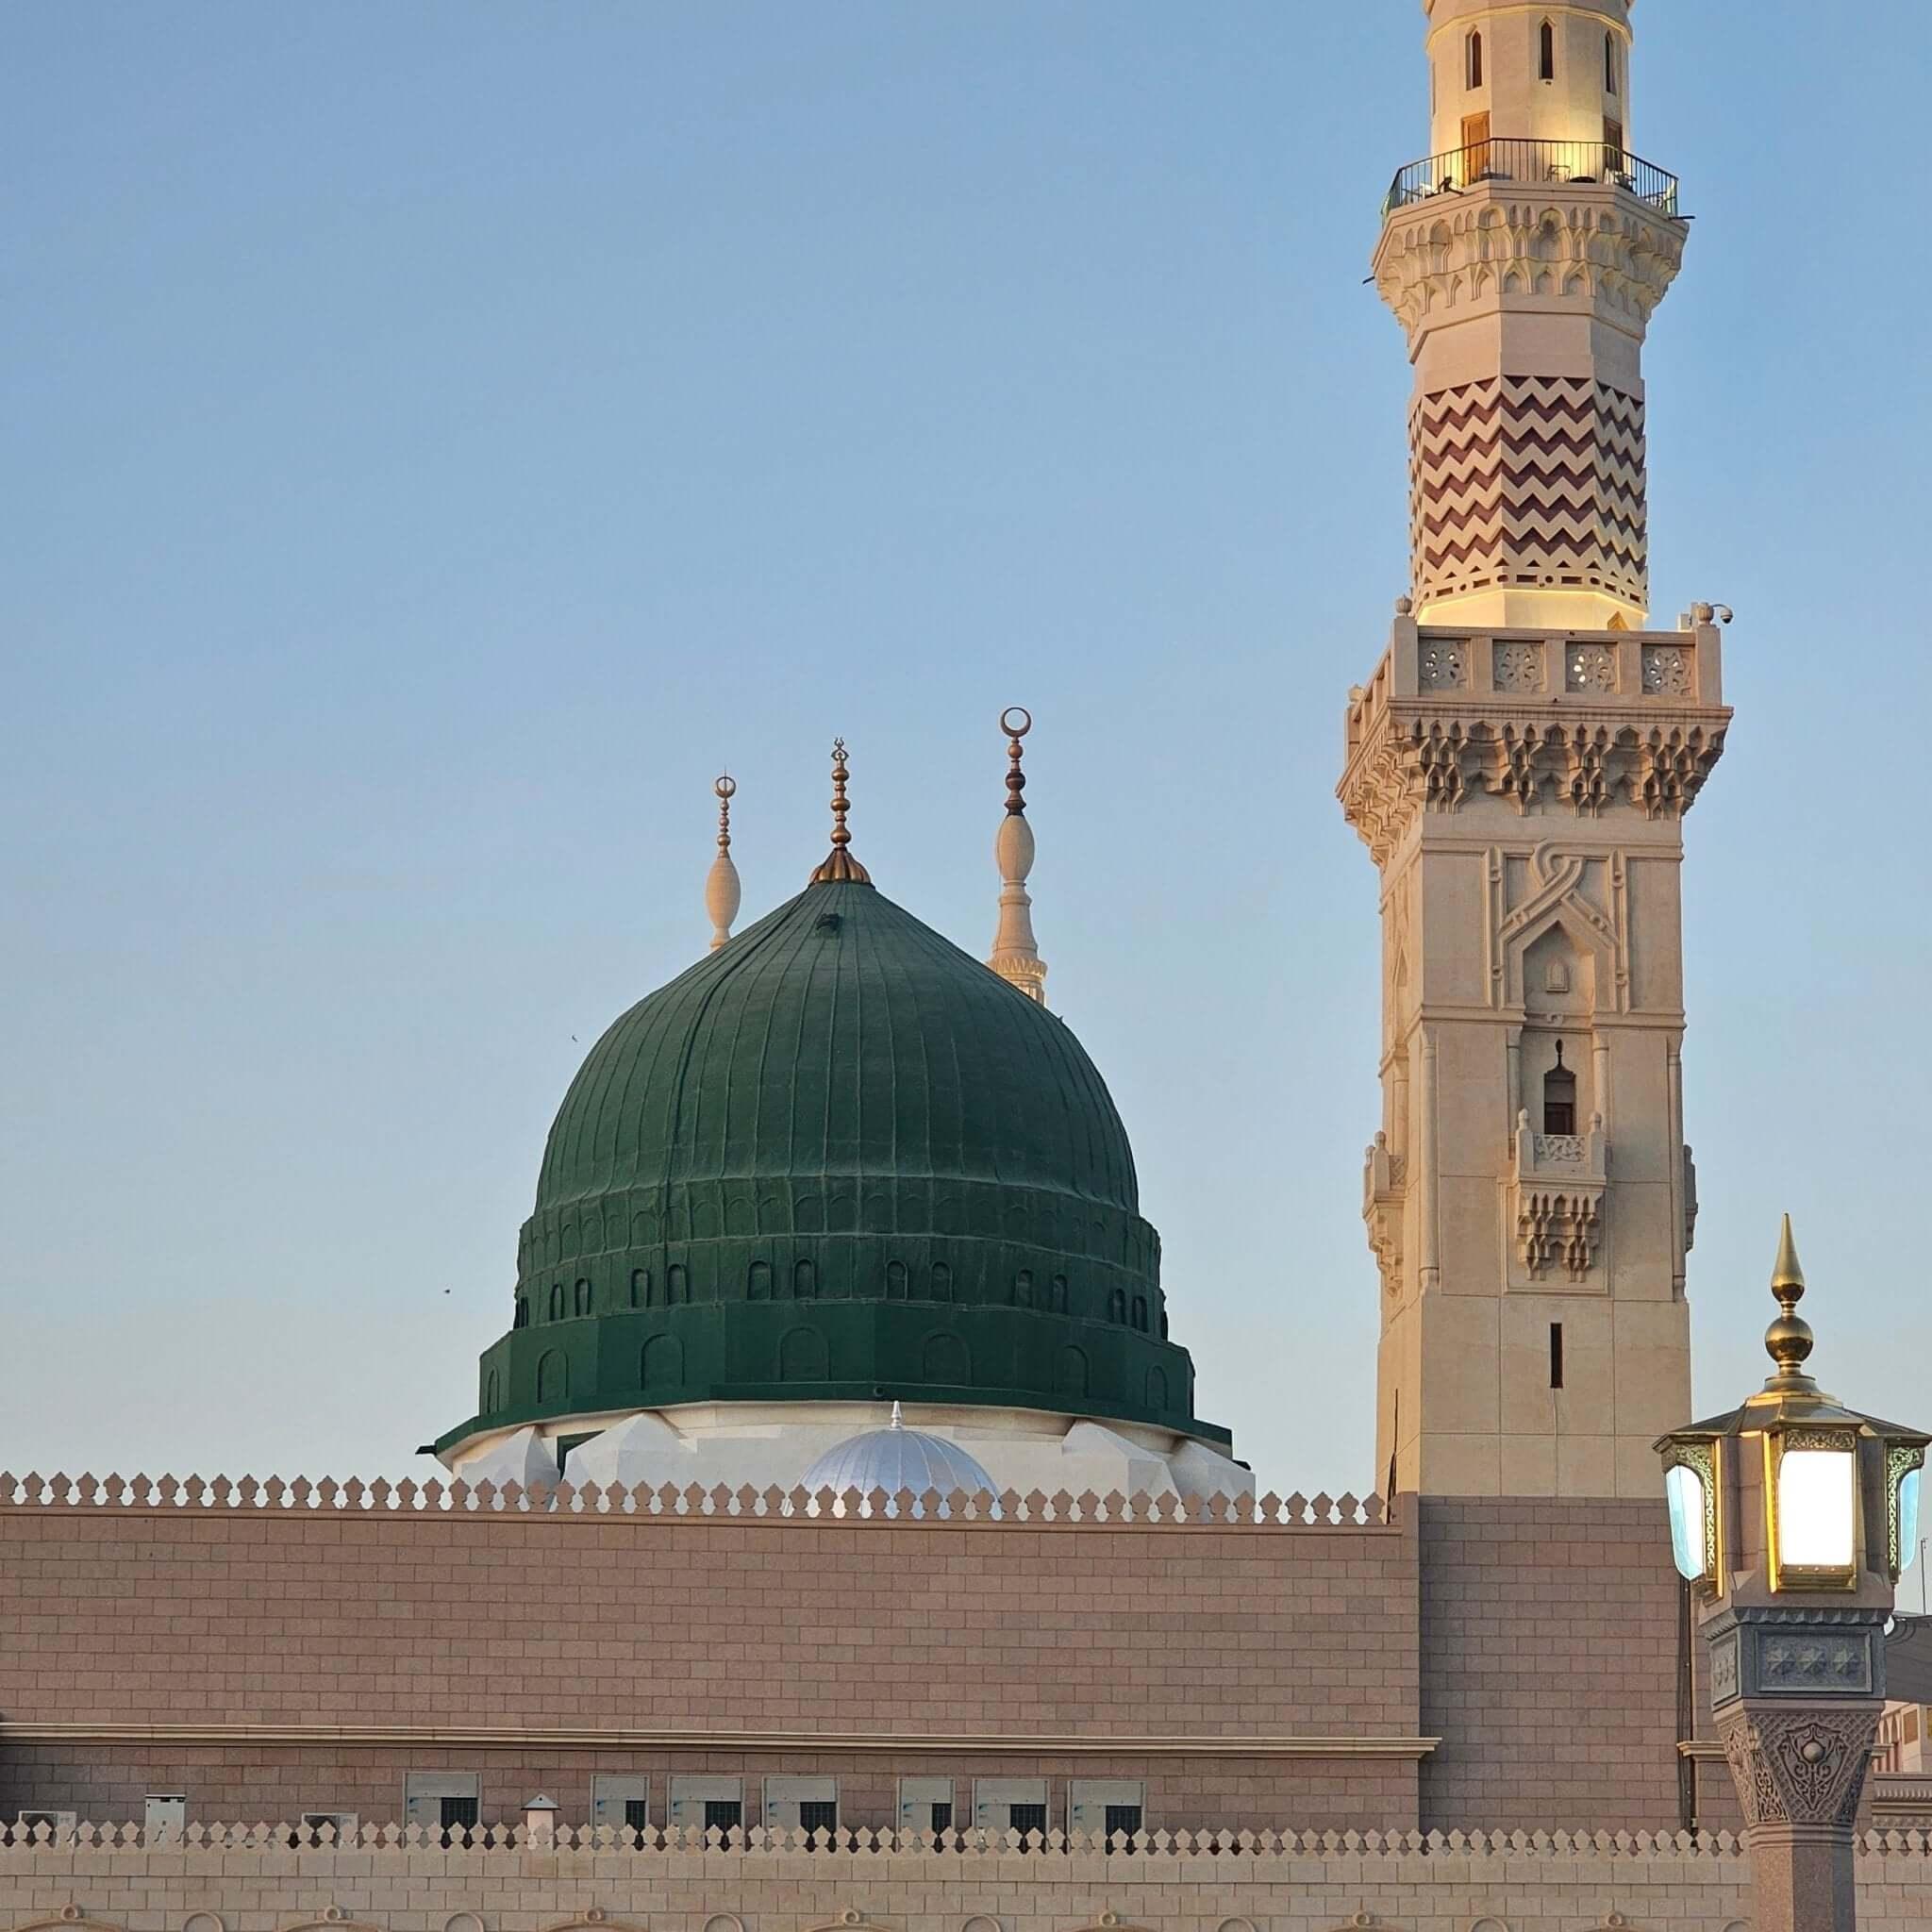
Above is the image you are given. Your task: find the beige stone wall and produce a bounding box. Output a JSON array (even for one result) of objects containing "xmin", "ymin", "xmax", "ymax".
[{"xmin": 12, "ymin": 1827, "xmax": 1932, "ymax": 1932}]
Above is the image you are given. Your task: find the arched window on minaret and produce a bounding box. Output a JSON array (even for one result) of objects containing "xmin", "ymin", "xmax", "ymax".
[
  {"xmin": 1543, "ymin": 1044, "xmax": 1579, "ymax": 1137},
  {"xmin": 1466, "ymin": 30, "xmax": 1483, "ymax": 90},
  {"xmin": 1605, "ymin": 31, "xmax": 1619, "ymax": 95},
  {"xmin": 1540, "ymin": 20, "xmax": 1556, "ymax": 82}
]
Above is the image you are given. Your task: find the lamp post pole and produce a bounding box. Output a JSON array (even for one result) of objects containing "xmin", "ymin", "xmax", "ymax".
[{"xmin": 1658, "ymin": 1220, "xmax": 1927, "ymax": 1932}]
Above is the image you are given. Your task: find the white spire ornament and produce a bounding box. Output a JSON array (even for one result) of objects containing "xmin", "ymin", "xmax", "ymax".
[
  {"xmin": 986, "ymin": 708, "xmax": 1047, "ymax": 1006},
  {"xmin": 705, "ymin": 774, "xmax": 741, "ymax": 952}
]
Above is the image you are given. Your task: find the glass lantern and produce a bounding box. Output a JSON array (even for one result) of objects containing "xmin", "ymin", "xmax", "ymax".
[
  {"xmin": 1664, "ymin": 1450, "xmax": 1714, "ymax": 1584},
  {"xmin": 1768, "ymin": 1428, "xmax": 1858, "ymax": 1586}
]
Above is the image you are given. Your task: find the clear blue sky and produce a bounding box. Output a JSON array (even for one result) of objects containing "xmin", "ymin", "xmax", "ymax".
[{"xmin": 7, "ymin": 3, "xmax": 1930, "ymax": 1491}]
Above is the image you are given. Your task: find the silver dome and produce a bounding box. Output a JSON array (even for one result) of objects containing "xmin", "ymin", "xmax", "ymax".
[{"xmin": 798, "ymin": 1404, "xmax": 1001, "ymax": 1518}]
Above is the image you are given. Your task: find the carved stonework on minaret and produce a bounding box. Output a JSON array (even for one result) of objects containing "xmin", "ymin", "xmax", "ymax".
[
  {"xmin": 1339, "ymin": 612, "xmax": 1730, "ymax": 871},
  {"xmin": 1341, "ymin": 0, "xmax": 1730, "ymax": 1500}
]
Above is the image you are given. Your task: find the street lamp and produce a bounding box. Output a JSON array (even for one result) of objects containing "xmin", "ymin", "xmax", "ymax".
[{"xmin": 1657, "ymin": 1218, "xmax": 1927, "ymax": 1932}]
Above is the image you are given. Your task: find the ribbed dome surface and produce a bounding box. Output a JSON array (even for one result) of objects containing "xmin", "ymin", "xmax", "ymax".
[
  {"xmin": 445, "ymin": 876, "xmax": 1224, "ymax": 1456},
  {"xmin": 537, "ymin": 878, "xmax": 1138, "ymax": 1210},
  {"xmin": 799, "ymin": 1407, "xmax": 999, "ymax": 1518}
]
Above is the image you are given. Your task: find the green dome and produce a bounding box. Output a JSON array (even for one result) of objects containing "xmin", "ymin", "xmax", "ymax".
[{"xmin": 441, "ymin": 877, "xmax": 1224, "ymax": 1452}]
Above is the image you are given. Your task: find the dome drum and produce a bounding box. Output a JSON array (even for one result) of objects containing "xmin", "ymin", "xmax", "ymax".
[
  {"xmin": 456, "ymin": 1295, "xmax": 1218, "ymax": 1452},
  {"xmin": 513, "ymin": 1223, "xmax": 1165, "ymax": 1328}
]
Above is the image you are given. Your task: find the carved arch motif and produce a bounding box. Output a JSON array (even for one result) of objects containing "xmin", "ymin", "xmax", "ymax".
[
  {"xmin": 183, "ymin": 1915, "xmax": 227, "ymax": 1932},
  {"xmin": 1495, "ymin": 843, "xmax": 1626, "ymax": 1014},
  {"xmin": 15, "ymin": 1919, "xmax": 126, "ymax": 1932},
  {"xmin": 701, "ymin": 1918, "xmax": 743, "ymax": 1932},
  {"xmin": 442, "ymin": 1915, "xmax": 484, "ymax": 1932},
  {"xmin": 541, "ymin": 1917, "xmax": 646, "ymax": 1932}
]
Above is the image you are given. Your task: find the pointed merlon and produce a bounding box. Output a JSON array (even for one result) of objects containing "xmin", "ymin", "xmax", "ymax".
[
  {"xmin": 808, "ymin": 738, "xmax": 873, "ymax": 885},
  {"xmin": 987, "ymin": 707, "xmax": 1048, "ymax": 1006},
  {"xmin": 705, "ymin": 774, "xmax": 741, "ymax": 951}
]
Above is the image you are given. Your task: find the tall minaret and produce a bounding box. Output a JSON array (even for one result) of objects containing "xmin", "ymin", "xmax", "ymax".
[
  {"xmin": 987, "ymin": 707, "xmax": 1048, "ymax": 1006},
  {"xmin": 1341, "ymin": 1, "xmax": 1732, "ymax": 1501},
  {"xmin": 1376, "ymin": 0, "xmax": 1684, "ymax": 631}
]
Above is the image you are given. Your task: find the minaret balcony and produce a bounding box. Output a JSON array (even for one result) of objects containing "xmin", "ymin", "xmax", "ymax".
[
  {"xmin": 1383, "ymin": 139, "xmax": 1680, "ymax": 220},
  {"xmin": 1508, "ymin": 1111, "xmax": 1607, "ymax": 1287}
]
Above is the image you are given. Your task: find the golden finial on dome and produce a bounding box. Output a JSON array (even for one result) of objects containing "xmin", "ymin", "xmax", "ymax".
[
  {"xmin": 808, "ymin": 738, "xmax": 873, "ymax": 885},
  {"xmin": 1763, "ymin": 1213, "xmax": 1818, "ymax": 1391},
  {"xmin": 705, "ymin": 774, "xmax": 741, "ymax": 951}
]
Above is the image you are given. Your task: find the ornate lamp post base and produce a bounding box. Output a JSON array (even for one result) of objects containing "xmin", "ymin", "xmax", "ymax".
[{"xmin": 1715, "ymin": 1693, "xmax": 1881, "ymax": 1932}]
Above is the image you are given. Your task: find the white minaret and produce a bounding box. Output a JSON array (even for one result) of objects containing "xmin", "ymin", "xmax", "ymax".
[
  {"xmin": 1342, "ymin": 1, "xmax": 1733, "ymax": 1501},
  {"xmin": 705, "ymin": 774, "xmax": 741, "ymax": 951},
  {"xmin": 987, "ymin": 707, "xmax": 1047, "ymax": 1007},
  {"xmin": 1376, "ymin": 0, "xmax": 1683, "ymax": 632}
]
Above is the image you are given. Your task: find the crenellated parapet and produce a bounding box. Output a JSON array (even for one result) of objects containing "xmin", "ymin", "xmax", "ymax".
[{"xmin": 0, "ymin": 1468, "xmax": 1388, "ymax": 1526}]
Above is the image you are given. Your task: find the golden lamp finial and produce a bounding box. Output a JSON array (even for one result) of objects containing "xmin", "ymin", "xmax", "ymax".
[
  {"xmin": 1763, "ymin": 1213, "xmax": 1818, "ymax": 1391},
  {"xmin": 808, "ymin": 738, "xmax": 873, "ymax": 886}
]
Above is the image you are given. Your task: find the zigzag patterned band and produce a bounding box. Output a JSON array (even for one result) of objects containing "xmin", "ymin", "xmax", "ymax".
[{"xmin": 1409, "ymin": 375, "xmax": 1647, "ymax": 611}]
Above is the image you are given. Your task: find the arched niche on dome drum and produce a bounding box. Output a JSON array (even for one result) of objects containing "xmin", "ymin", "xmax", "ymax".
[
  {"xmin": 778, "ymin": 1326, "xmax": 828, "ymax": 1382},
  {"xmin": 641, "ymin": 1334, "xmax": 682, "ymax": 1391}
]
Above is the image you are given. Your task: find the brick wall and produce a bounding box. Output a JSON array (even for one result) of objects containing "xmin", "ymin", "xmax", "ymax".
[
  {"xmin": 1417, "ymin": 1494, "xmax": 1689, "ymax": 1829},
  {"xmin": 0, "ymin": 1496, "xmax": 1420, "ymax": 1832}
]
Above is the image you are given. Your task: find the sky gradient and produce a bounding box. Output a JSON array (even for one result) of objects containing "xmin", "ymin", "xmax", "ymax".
[{"xmin": 8, "ymin": 2, "xmax": 1932, "ymax": 1494}]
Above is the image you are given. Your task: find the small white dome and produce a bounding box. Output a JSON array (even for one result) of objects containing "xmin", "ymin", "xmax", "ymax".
[{"xmin": 798, "ymin": 1404, "xmax": 1000, "ymax": 1517}]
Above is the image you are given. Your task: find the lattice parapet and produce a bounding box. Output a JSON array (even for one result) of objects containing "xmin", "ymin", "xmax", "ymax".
[
  {"xmin": 0, "ymin": 1471, "xmax": 1388, "ymax": 1527},
  {"xmin": 1339, "ymin": 613, "xmax": 1730, "ymax": 867}
]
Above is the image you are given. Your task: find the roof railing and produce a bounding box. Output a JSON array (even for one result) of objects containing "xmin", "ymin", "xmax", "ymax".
[{"xmin": 1382, "ymin": 139, "xmax": 1680, "ymax": 219}]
